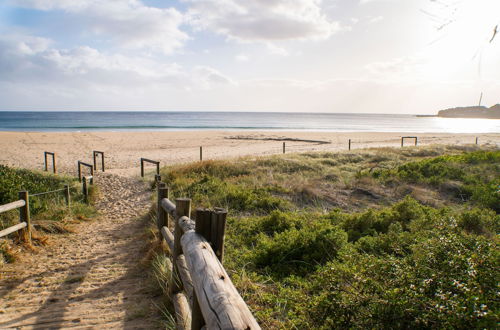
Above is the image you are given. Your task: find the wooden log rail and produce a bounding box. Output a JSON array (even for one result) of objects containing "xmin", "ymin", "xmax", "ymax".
[
  {"xmin": 44, "ymin": 151, "xmax": 56, "ymax": 174},
  {"xmin": 78, "ymin": 161, "xmax": 94, "ymax": 182},
  {"xmin": 93, "ymin": 151, "xmax": 105, "ymax": 172},
  {"xmin": 401, "ymin": 136, "xmax": 418, "ymax": 147},
  {"xmin": 140, "ymin": 158, "xmax": 160, "ymax": 177},
  {"xmin": 0, "ymin": 192, "xmax": 30, "ymax": 242},
  {"xmin": 156, "ymin": 183, "xmax": 260, "ymax": 330}
]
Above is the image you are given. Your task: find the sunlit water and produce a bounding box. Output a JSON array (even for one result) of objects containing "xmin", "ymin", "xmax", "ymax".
[{"xmin": 0, "ymin": 111, "xmax": 499, "ymax": 133}]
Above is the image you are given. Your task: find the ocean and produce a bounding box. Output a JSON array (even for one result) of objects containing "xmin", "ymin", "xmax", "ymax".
[{"xmin": 0, "ymin": 111, "xmax": 499, "ymax": 133}]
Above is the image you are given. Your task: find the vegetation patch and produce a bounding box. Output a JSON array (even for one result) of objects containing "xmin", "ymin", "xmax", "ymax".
[
  {"xmin": 0, "ymin": 165, "xmax": 97, "ymax": 263},
  {"xmin": 157, "ymin": 146, "xmax": 499, "ymax": 328}
]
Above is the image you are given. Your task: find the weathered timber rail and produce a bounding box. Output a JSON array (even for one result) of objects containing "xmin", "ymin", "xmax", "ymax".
[
  {"xmin": 140, "ymin": 158, "xmax": 160, "ymax": 177},
  {"xmin": 401, "ymin": 136, "xmax": 418, "ymax": 147},
  {"xmin": 44, "ymin": 152, "xmax": 56, "ymax": 174},
  {"xmin": 156, "ymin": 181, "xmax": 260, "ymax": 330},
  {"xmin": 0, "ymin": 192, "xmax": 30, "ymax": 242}
]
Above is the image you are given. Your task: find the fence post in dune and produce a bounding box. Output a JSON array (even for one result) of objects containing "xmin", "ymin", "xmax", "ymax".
[
  {"xmin": 200, "ymin": 146, "xmax": 203, "ymax": 162},
  {"xmin": 401, "ymin": 136, "xmax": 417, "ymax": 147},
  {"xmin": 140, "ymin": 158, "xmax": 144, "ymax": 177},
  {"xmin": 157, "ymin": 182, "xmax": 168, "ymax": 232},
  {"xmin": 64, "ymin": 184, "xmax": 71, "ymax": 207},
  {"xmin": 18, "ymin": 191, "xmax": 30, "ymax": 243},
  {"xmin": 348, "ymin": 139, "xmax": 351, "ymax": 151},
  {"xmin": 476, "ymin": 137, "xmax": 479, "ymax": 145},
  {"xmin": 82, "ymin": 177, "xmax": 89, "ymax": 203},
  {"xmin": 171, "ymin": 198, "xmax": 191, "ymax": 295},
  {"xmin": 211, "ymin": 208, "xmax": 227, "ymax": 263},
  {"xmin": 44, "ymin": 152, "xmax": 47, "ymax": 171},
  {"xmin": 283, "ymin": 142, "xmax": 286, "ymax": 154},
  {"xmin": 191, "ymin": 208, "xmax": 212, "ymax": 330}
]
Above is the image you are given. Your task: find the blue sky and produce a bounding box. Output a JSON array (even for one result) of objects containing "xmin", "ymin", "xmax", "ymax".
[{"xmin": 0, "ymin": 0, "xmax": 498, "ymax": 113}]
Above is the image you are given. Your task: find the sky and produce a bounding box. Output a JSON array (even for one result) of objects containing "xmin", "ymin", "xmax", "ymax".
[{"xmin": 0, "ymin": 0, "xmax": 499, "ymax": 114}]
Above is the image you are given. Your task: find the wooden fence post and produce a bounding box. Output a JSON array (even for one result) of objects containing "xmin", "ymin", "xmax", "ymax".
[
  {"xmin": 191, "ymin": 208, "xmax": 212, "ymax": 330},
  {"xmin": 64, "ymin": 184, "xmax": 71, "ymax": 207},
  {"xmin": 415, "ymin": 137, "xmax": 418, "ymax": 146},
  {"xmin": 18, "ymin": 191, "xmax": 30, "ymax": 243},
  {"xmin": 171, "ymin": 198, "xmax": 191, "ymax": 295},
  {"xmin": 82, "ymin": 177, "xmax": 89, "ymax": 203},
  {"xmin": 157, "ymin": 183, "xmax": 168, "ymax": 231},
  {"xmin": 401, "ymin": 137, "xmax": 404, "ymax": 147},
  {"xmin": 348, "ymin": 139, "xmax": 351, "ymax": 151},
  {"xmin": 211, "ymin": 208, "xmax": 227, "ymax": 263},
  {"xmin": 78, "ymin": 161, "xmax": 82, "ymax": 182},
  {"xmin": 52, "ymin": 153, "xmax": 56, "ymax": 174},
  {"xmin": 156, "ymin": 162, "xmax": 160, "ymax": 176},
  {"xmin": 44, "ymin": 153, "xmax": 48, "ymax": 171},
  {"xmin": 200, "ymin": 146, "xmax": 203, "ymax": 162},
  {"xmin": 140, "ymin": 158, "xmax": 144, "ymax": 177},
  {"xmin": 476, "ymin": 137, "xmax": 478, "ymax": 145},
  {"xmin": 283, "ymin": 142, "xmax": 285, "ymax": 154}
]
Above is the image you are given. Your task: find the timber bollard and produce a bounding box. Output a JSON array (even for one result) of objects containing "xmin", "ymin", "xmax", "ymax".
[
  {"xmin": 82, "ymin": 177, "xmax": 89, "ymax": 203},
  {"xmin": 200, "ymin": 146, "xmax": 203, "ymax": 161},
  {"xmin": 18, "ymin": 191, "xmax": 31, "ymax": 243},
  {"xmin": 64, "ymin": 184, "xmax": 71, "ymax": 207},
  {"xmin": 283, "ymin": 142, "xmax": 286, "ymax": 154},
  {"xmin": 476, "ymin": 137, "xmax": 479, "ymax": 145},
  {"xmin": 348, "ymin": 139, "xmax": 351, "ymax": 151}
]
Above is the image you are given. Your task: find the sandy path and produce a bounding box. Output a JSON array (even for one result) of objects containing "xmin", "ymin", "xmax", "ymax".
[{"xmin": 0, "ymin": 173, "xmax": 162, "ymax": 329}]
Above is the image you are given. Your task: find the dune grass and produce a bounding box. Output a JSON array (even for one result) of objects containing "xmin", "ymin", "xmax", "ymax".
[
  {"xmin": 154, "ymin": 145, "xmax": 499, "ymax": 328},
  {"xmin": 0, "ymin": 165, "xmax": 97, "ymax": 263}
]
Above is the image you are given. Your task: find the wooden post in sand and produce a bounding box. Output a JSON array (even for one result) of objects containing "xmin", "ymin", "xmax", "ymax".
[
  {"xmin": 283, "ymin": 142, "xmax": 286, "ymax": 154},
  {"xmin": 44, "ymin": 152, "xmax": 56, "ymax": 174},
  {"xmin": 171, "ymin": 198, "xmax": 191, "ymax": 295},
  {"xmin": 476, "ymin": 137, "xmax": 479, "ymax": 145},
  {"xmin": 200, "ymin": 146, "xmax": 203, "ymax": 162},
  {"xmin": 348, "ymin": 139, "xmax": 351, "ymax": 151},
  {"xmin": 93, "ymin": 151, "xmax": 105, "ymax": 172},
  {"xmin": 18, "ymin": 191, "xmax": 31, "ymax": 243},
  {"xmin": 78, "ymin": 161, "xmax": 94, "ymax": 182}
]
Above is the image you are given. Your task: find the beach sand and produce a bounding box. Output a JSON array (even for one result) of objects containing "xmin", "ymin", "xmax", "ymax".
[{"xmin": 1, "ymin": 131, "xmax": 499, "ymax": 177}]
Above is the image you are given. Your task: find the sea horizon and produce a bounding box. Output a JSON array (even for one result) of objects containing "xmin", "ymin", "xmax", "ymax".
[{"xmin": 0, "ymin": 111, "xmax": 499, "ymax": 133}]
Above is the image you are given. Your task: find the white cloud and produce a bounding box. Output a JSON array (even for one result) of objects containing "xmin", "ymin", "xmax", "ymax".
[
  {"xmin": 8, "ymin": 0, "xmax": 188, "ymax": 54},
  {"xmin": 235, "ymin": 54, "xmax": 249, "ymax": 62},
  {"xmin": 185, "ymin": 0, "xmax": 341, "ymax": 42},
  {"xmin": 0, "ymin": 34, "xmax": 233, "ymax": 93}
]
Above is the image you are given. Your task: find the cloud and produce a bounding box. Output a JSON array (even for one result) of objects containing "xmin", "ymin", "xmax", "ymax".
[
  {"xmin": 8, "ymin": 0, "xmax": 188, "ymax": 54},
  {"xmin": 0, "ymin": 34, "xmax": 233, "ymax": 95},
  {"xmin": 184, "ymin": 0, "xmax": 341, "ymax": 42}
]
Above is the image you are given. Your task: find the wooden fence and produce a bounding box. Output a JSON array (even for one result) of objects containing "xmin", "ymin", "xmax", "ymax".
[
  {"xmin": 0, "ymin": 185, "xmax": 72, "ymax": 243},
  {"xmin": 44, "ymin": 151, "xmax": 56, "ymax": 174},
  {"xmin": 140, "ymin": 158, "xmax": 160, "ymax": 177},
  {"xmin": 401, "ymin": 136, "xmax": 418, "ymax": 147},
  {"xmin": 78, "ymin": 161, "xmax": 94, "ymax": 182},
  {"xmin": 93, "ymin": 151, "xmax": 105, "ymax": 172},
  {"xmin": 156, "ymin": 181, "xmax": 260, "ymax": 330}
]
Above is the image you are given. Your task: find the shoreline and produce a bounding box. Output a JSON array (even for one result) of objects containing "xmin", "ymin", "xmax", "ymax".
[{"xmin": 1, "ymin": 131, "xmax": 499, "ymax": 177}]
